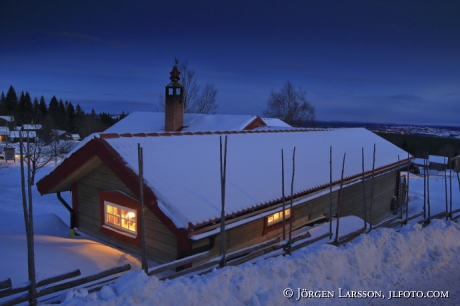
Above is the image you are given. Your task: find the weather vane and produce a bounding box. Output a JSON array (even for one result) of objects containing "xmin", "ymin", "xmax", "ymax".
[{"xmin": 175, "ymin": 57, "xmax": 179, "ymax": 66}]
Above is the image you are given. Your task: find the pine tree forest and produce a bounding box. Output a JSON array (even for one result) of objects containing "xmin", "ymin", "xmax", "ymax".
[{"xmin": 0, "ymin": 85, "xmax": 128, "ymax": 139}]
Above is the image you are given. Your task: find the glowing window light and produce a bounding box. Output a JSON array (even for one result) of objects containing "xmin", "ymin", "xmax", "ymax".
[
  {"xmin": 267, "ymin": 208, "xmax": 291, "ymax": 226},
  {"xmin": 105, "ymin": 202, "xmax": 137, "ymax": 234}
]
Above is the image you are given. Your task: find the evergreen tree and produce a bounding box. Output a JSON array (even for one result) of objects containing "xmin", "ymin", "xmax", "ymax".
[
  {"xmin": 66, "ymin": 102, "xmax": 76, "ymax": 133},
  {"xmin": 33, "ymin": 98, "xmax": 40, "ymax": 124},
  {"xmin": 48, "ymin": 96, "xmax": 59, "ymax": 127},
  {"xmin": 6, "ymin": 85, "xmax": 18, "ymax": 119},
  {"xmin": 18, "ymin": 91, "xmax": 26, "ymax": 124},
  {"xmin": 58, "ymin": 99, "xmax": 66, "ymax": 130},
  {"xmin": 0, "ymin": 92, "xmax": 6, "ymax": 115},
  {"xmin": 24, "ymin": 92, "xmax": 34, "ymax": 124},
  {"xmin": 38, "ymin": 96, "xmax": 47, "ymax": 121}
]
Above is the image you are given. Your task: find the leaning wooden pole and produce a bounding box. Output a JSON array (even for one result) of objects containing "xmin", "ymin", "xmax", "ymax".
[
  {"xmin": 427, "ymin": 152, "xmax": 431, "ymax": 222},
  {"xmin": 286, "ymin": 147, "xmax": 296, "ymax": 255},
  {"xmin": 361, "ymin": 147, "xmax": 367, "ymax": 230},
  {"xmin": 444, "ymin": 156, "xmax": 448, "ymax": 221},
  {"xmin": 449, "ymin": 154, "xmax": 453, "ymax": 219},
  {"xmin": 19, "ymin": 131, "xmax": 37, "ymax": 305},
  {"xmin": 369, "ymin": 144, "xmax": 376, "ymax": 231},
  {"xmin": 138, "ymin": 144, "xmax": 148, "ymax": 273},
  {"xmin": 281, "ymin": 149, "xmax": 286, "ymax": 241},
  {"xmin": 334, "ymin": 153, "xmax": 346, "ymax": 245},
  {"xmin": 405, "ymin": 152, "xmax": 410, "ymax": 223},
  {"xmin": 219, "ymin": 135, "xmax": 228, "ymax": 267},
  {"xmin": 329, "ymin": 146, "xmax": 333, "ymax": 238},
  {"xmin": 423, "ymin": 152, "xmax": 427, "ymax": 219},
  {"xmin": 26, "ymin": 132, "xmax": 37, "ymax": 305}
]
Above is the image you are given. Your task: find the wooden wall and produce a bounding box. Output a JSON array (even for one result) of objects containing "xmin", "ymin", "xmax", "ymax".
[
  {"xmin": 76, "ymin": 161, "xmax": 398, "ymax": 265},
  {"xmin": 192, "ymin": 169, "xmax": 398, "ymax": 259},
  {"xmin": 76, "ymin": 163, "xmax": 177, "ymax": 263}
]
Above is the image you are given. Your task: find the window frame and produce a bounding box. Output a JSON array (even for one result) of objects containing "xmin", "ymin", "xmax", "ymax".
[
  {"xmin": 104, "ymin": 201, "xmax": 138, "ymax": 236},
  {"xmin": 98, "ymin": 191, "xmax": 141, "ymax": 247},
  {"xmin": 263, "ymin": 207, "xmax": 295, "ymax": 235},
  {"xmin": 267, "ymin": 208, "xmax": 291, "ymax": 226}
]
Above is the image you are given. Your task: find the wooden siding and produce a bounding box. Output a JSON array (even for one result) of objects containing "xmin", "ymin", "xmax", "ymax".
[
  {"xmin": 192, "ymin": 170, "xmax": 398, "ymax": 259},
  {"xmin": 76, "ymin": 163, "xmax": 177, "ymax": 263}
]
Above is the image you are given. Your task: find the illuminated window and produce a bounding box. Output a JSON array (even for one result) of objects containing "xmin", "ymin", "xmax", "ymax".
[
  {"xmin": 267, "ymin": 208, "xmax": 291, "ymax": 226},
  {"xmin": 104, "ymin": 201, "xmax": 137, "ymax": 234}
]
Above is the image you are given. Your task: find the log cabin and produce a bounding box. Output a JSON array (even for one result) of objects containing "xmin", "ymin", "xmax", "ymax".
[{"xmin": 37, "ymin": 63, "xmax": 411, "ymax": 264}]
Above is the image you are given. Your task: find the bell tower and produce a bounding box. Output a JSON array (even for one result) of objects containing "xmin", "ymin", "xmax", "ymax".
[{"xmin": 165, "ymin": 58, "xmax": 184, "ymax": 131}]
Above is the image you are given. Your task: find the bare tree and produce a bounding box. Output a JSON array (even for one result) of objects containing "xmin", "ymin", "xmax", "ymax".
[
  {"xmin": 263, "ymin": 81, "xmax": 315, "ymax": 126},
  {"xmin": 22, "ymin": 137, "xmax": 53, "ymax": 185},
  {"xmin": 189, "ymin": 83, "xmax": 218, "ymax": 114},
  {"xmin": 157, "ymin": 60, "xmax": 218, "ymax": 114},
  {"xmin": 49, "ymin": 130, "xmax": 75, "ymax": 166}
]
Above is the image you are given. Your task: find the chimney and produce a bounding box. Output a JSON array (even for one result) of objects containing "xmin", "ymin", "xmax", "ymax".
[{"xmin": 165, "ymin": 59, "xmax": 184, "ymax": 131}]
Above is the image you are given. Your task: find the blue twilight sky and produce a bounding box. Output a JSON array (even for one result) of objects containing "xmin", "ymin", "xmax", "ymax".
[{"xmin": 1, "ymin": 1, "xmax": 459, "ymax": 126}]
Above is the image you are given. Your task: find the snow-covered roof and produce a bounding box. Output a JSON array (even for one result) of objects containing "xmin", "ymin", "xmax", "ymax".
[
  {"xmin": 260, "ymin": 117, "xmax": 291, "ymax": 128},
  {"xmin": 105, "ymin": 112, "xmax": 262, "ymax": 134},
  {"xmin": 412, "ymin": 158, "xmax": 426, "ymax": 165},
  {"xmin": 0, "ymin": 126, "xmax": 9, "ymax": 134},
  {"xmin": 23, "ymin": 124, "xmax": 42, "ymax": 130},
  {"xmin": 429, "ymin": 155, "xmax": 448, "ymax": 164},
  {"xmin": 99, "ymin": 128, "xmax": 409, "ymax": 228},
  {"xmin": 9, "ymin": 131, "xmax": 36, "ymax": 138},
  {"xmin": 0, "ymin": 116, "xmax": 13, "ymax": 122}
]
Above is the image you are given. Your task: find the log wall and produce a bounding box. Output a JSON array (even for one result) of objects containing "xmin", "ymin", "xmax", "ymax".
[{"xmin": 76, "ymin": 163, "xmax": 177, "ymax": 263}]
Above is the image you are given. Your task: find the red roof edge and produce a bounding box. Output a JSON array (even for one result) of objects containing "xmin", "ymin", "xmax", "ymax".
[{"xmin": 36, "ymin": 138, "xmax": 188, "ymax": 246}]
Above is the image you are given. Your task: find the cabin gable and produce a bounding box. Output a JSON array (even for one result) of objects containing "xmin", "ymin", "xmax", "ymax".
[{"xmin": 75, "ymin": 162, "xmax": 177, "ymax": 263}]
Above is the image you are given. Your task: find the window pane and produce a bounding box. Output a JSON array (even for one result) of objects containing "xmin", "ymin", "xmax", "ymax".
[
  {"xmin": 274, "ymin": 212, "xmax": 279, "ymax": 220},
  {"xmin": 104, "ymin": 202, "xmax": 137, "ymax": 234},
  {"xmin": 129, "ymin": 221, "xmax": 136, "ymax": 231},
  {"xmin": 268, "ymin": 216, "xmax": 274, "ymax": 223},
  {"xmin": 285, "ymin": 208, "xmax": 290, "ymax": 217}
]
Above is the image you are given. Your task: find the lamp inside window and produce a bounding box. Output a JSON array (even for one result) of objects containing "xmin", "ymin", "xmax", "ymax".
[
  {"xmin": 267, "ymin": 208, "xmax": 291, "ymax": 226},
  {"xmin": 105, "ymin": 202, "xmax": 137, "ymax": 234}
]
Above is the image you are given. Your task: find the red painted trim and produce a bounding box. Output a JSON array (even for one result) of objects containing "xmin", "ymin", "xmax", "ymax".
[
  {"xmin": 262, "ymin": 208, "xmax": 296, "ymax": 235},
  {"xmin": 98, "ymin": 190, "xmax": 141, "ymax": 247},
  {"xmin": 244, "ymin": 116, "xmax": 266, "ymax": 130},
  {"xmin": 71, "ymin": 182, "xmax": 79, "ymax": 228},
  {"xmin": 36, "ymin": 137, "xmax": 191, "ymax": 259}
]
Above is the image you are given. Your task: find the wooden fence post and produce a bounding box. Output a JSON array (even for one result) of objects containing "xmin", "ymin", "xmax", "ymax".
[
  {"xmin": 281, "ymin": 149, "xmax": 286, "ymax": 241},
  {"xmin": 361, "ymin": 147, "xmax": 367, "ymax": 230},
  {"xmin": 285, "ymin": 147, "xmax": 296, "ymax": 255},
  {"xmin": 138, "ymin": 143, "xmax": 148, "ymax": 273},
  {"xmin": 329, "ymin": 146, "xmax": 333, "ymax": 238},
  {"xmin": 334, "ymin": 153, "xmax": 346, "ymax": 245},
  {"xmin": 219, "ymin": 135, "xmax": 228, "ymax": 267}
]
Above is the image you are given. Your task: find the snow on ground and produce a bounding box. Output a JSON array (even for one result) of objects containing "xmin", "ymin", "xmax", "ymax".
[{"xmin": 0, "ymin": 161, "xmax": 459, "ymax": 305}]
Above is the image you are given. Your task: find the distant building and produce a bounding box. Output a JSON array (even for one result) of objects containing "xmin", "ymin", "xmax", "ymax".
[
  {"xmin": 0, "ymin": 116, "xmax": 14, "ymax": 128},
  {"xmin": 428, "ymin": 155, "xmax": 449, "ymax": 171},
  {"xmin": 9, "ymin": 131, "xmax": 36, "ymax": 143},
  {"xmin": 0, "ymin": 126, "xmax": 9, "ymax": 143}
]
